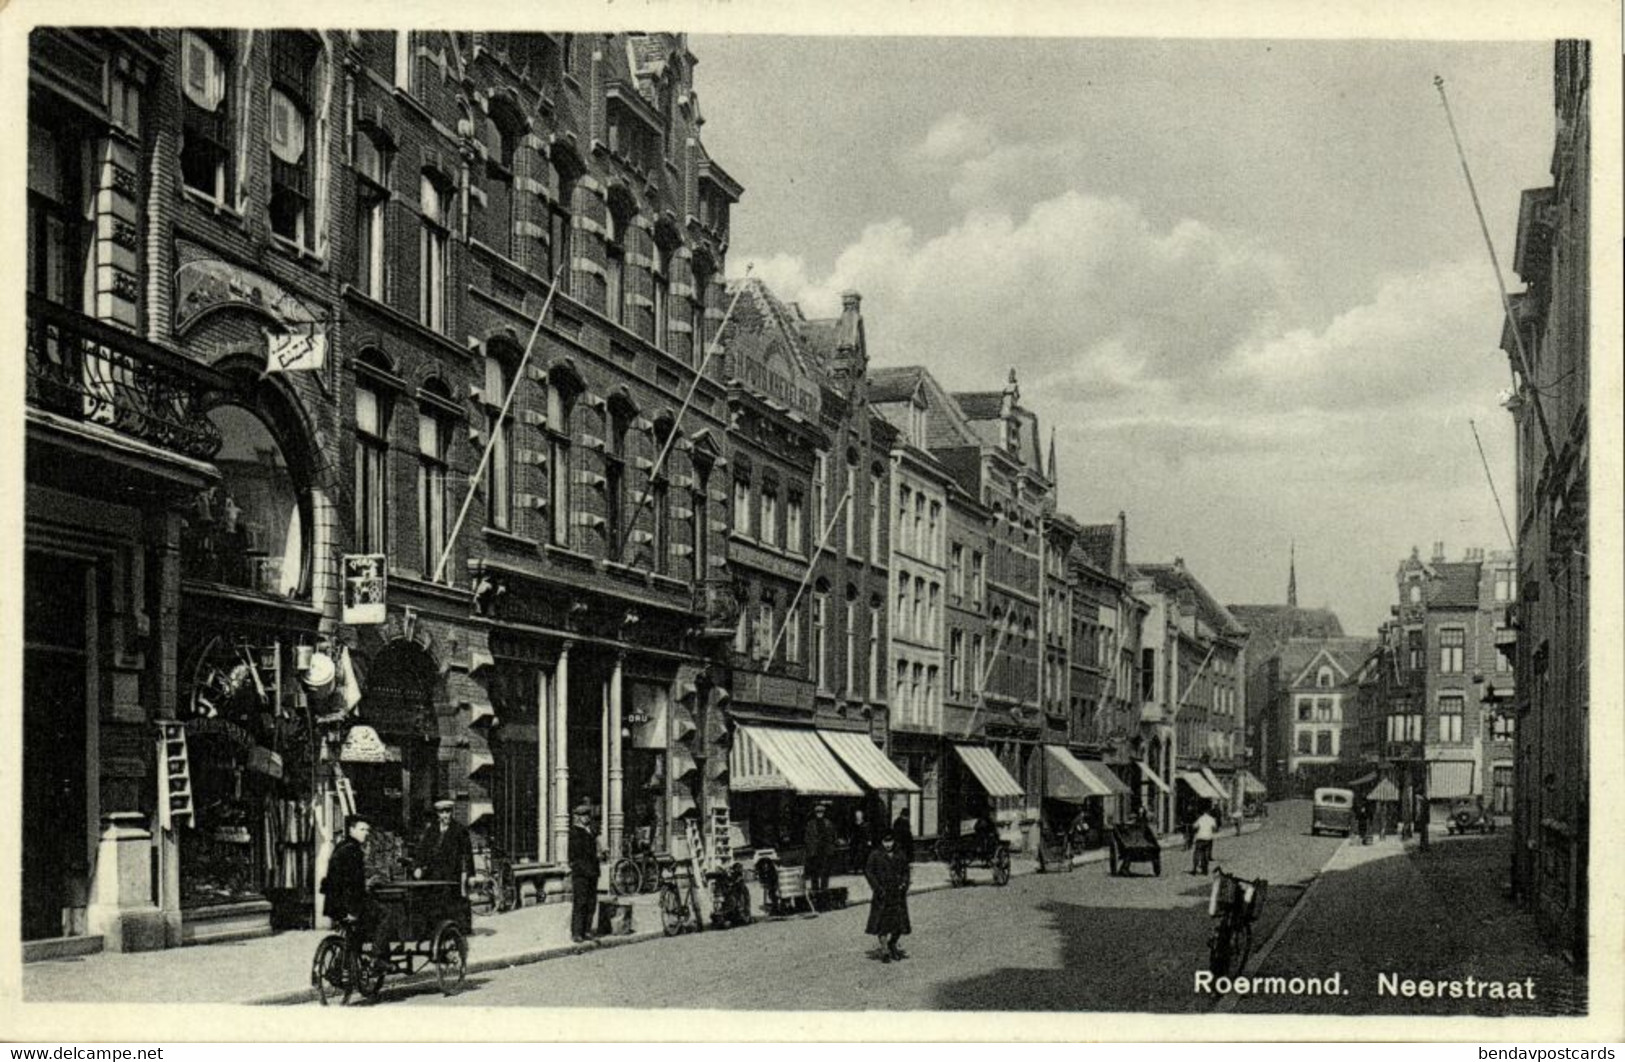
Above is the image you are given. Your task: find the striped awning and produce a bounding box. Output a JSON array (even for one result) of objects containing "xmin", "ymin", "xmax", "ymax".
[
  {"xmin": 1239, "ymin": 770, "xmax": 1269, "ymax": 796},
  {"xmin": 1045, "ymin": 746, "xmax": 1112, "ymax": 802},
  {"xmin": 1178, "ymin": 771, "xmax": 1226, "ymax": 803},
  {"xmin": 1139, "ymin": 761, "xmax": 1172, "ymax": 793},
  {"xmin": 1367, "ymin": 778, "xmax": 1400, "ymax": 802},
  {"xmin": 1428, "ymin": 760, "xmax": 1476, "ymax": 800},
  {"xmin": 1080, "ymin": 759, "xmax": 1133, "ymax": 797},
  {"xmin": 730, "ymin": 724, "xmax": 863, "ymax": 797},
  {"xmin": 819, "ymin": 730, "xmax": 920, "ymax": 793},
  {"xmin": 952, "ymin": 744, "xmax": 1025, "ymax": 799}
]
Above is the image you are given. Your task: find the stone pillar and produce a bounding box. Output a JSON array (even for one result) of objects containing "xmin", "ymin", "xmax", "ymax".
[
  {"xmin": 607, "ymin": 653, "xmax": 624, "ymax": 858},
  {"xmin": 551, "ymin": 643, "xmax": 571, "ymax": 863},
  {"xmin": 91, "ymin": 133, "xmax": 142, "ymax": 330},
  {"xmin": 536, "ymin": 666, "xmax": 551, "ymax": 864},
  {"xmin": 87, "ymin": 813, "xmax": 166, "ymax": 952}
]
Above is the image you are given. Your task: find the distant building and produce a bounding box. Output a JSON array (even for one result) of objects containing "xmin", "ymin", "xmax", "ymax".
[{"xmin": 1273, "ymin": 637, "xmax": 1378, "ymax": 793}]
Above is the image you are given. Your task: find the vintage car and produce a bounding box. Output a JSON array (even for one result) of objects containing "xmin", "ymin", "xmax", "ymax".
[
  {"xmin": 1310, "ymin": 787, "xmax": 1355, "ymax": 837},
  {"xmin": 1446, "ymin": 799, "xmax": 1496, "ymax": 835}
]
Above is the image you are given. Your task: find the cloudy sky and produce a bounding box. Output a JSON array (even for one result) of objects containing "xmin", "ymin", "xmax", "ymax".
[{"xmin": 691, "ymin": 35, "xmax": 1555, "ymax": 635}]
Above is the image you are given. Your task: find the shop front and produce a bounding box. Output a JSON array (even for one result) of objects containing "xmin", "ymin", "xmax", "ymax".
[
  {"xmin": 943, "ymin": 742, "xmax": 1026, "ymax": 844},
  {"xmin": 1043, "ymin": 746, "xmax": 1131, "ymax": 850},
  {"xmin": 888, "ymin": 731, "xmax": 942, "ymax": 842},
  {"xmin": 727, "ymin": 723, "xmax": 866, "ymax": 862}
]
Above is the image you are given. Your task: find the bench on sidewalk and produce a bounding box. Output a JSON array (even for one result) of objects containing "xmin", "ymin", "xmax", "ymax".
[{"xmin": 511, "ymin": 861, "xmax": 562, "ymax": 906}]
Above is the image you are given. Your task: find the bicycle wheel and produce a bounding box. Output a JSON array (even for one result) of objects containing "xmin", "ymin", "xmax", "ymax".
[
  {"xmin": 610, "ymin": 857, "xmax": 642, "ymax": 897},
  {"xmin": 356, "ymin": 946, "xmax": 387, "ymax": 1003},
  {"xmin": 659, "ymin": 885, "xmax": 685, "ymax": 936},
  {"xmin": 992, "ymin": 847, "xmax": 1011, "ymax": 886},
  {"xmin": 311, "ymin": 936, "xmax": 350, "ymax": 1006},
  {"xmin": 433, "ymin": 923, "xmax": 467, "ymax": 995}
]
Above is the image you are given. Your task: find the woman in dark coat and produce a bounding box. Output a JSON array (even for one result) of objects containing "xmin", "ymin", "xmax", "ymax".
[{"xmin": 864, "ymin": 831, "xmax": 912, "ymax": 962}]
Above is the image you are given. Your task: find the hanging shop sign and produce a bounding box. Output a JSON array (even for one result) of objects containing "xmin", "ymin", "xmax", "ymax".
[
  {"xmin": 265, "ymin": 325, "xmax": 328, "ymax": 374},
  {"xmin": 342, "ymin": 554, "xmax": 387, "ymax": 625}
]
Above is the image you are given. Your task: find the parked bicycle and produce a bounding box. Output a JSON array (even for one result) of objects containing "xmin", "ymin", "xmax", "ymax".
[
  {"xmin": 1206, "ymin": 866, "xmax": 1267, "ymax": 977},
  {"xmin": 656, "ymin": 859, "xmax": 705, "ymax": 936},
  {"xmin": 610, "ymin": 837, "xmax": 664, "ymax": 897}
]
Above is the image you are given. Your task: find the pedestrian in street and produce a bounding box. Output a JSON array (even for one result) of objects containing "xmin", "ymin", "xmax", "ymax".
[
  {"xmin": 804, "ymin": 802, "xmax": 838, "ymax": 896},
  {"xmin": 848, "ymin": 808, "xmax": 874, "ymax": 873},
  {"xmin": 891, "ymin": 809, "xmax": 915, "ymax": 866},
  {"xmin": 973, "ymin": 809, "xmax": 999, "ymax": 860},
  {"xmin": 568, "ymin": 803, "xmax": 601, "ymax": 943},
  {"xmin": 1191, "ymin": 802, "xmax": 1218, "ymax": 875},
  {"xmin": 413, "ymin": 798, "xmax": 474, "ymax": 893},
  {"xmin": 320, "ymin": 814, "xmax": 398, "ymax": 961},
  {"xmin": 864, "ymin": 829, "xmax": 912, "ymax": 963}
]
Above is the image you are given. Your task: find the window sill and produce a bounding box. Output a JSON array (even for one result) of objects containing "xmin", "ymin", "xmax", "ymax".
[
  {"xmin": 268, "ymin": 232, "xmax": 324, "ymax": 267},
  {"xmin": 544, "ymin": 542, "xmax": 596, "ymax": 566},
  {"xmin": 483, "ymin": 526, "xmax": 539, "ymax": 552},
  {"xmin": 179, "ymin": 185, "xmax": 243, "ymax": 221}
]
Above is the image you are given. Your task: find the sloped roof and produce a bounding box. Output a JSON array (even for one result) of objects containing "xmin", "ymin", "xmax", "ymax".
[
  {"xmin": 1137, "ymin": 562, "xmax": 1247, "ymax": 639},
  {"xmin": 1227, "ymin": 605, "xmax": 1345, "ymax": 648},
  {"xmin": 1076, "ymin": 524, "xmax": 1119, "ymax": 574},
  {"xmin": 1279, "ymin": 636, "xmax": 1380, "ymax": 688},
  {"xmin": 869, "ymin": 366, "xmax": 926, "ymax": 405},
  {"xmin": 719, "ymin": 277, "xmax": 818, "ymax": 390},
  {"xmin": 954, "ymin": 392, "xmax": 1006, "ymax": 420}
]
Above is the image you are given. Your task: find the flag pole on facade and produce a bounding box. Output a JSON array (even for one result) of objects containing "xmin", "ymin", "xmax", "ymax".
[
  {"xmin": 1434, "ymin": 75, "xmax": 1558, "ymax": 461},
  {"xmin": 765, "ymin": 486, "xmax": 852, "ymax": 665},
  {"xmin": 962, "ymin": 608, "xmax": 1014, "ymax": 738},
  {"xmin": 431, "ymin": 267, "xmax": 564, "ymax": 586},
  {"xmin": 616, "ymin": 265, "xmax": 755, "ymax": 564}
]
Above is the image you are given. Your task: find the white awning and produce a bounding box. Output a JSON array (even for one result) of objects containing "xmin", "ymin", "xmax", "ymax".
[
  {"xmin": 952, "ymin": 744, "xmax": 1025, "ymax": 800},
  {"xmin": 1200, "ymin": 767, "xmax": 1230, "ymax": 801},
  {"xmin": 1079, "ymin": 758, "xmax": 1133, "ymax": 797},
  {"xmin": 730, "ymin": 724, "xmax": 863, "ymax": 797},
  {"xmin": 1138, "ymin": 761, "xmax": 1172, "ymax": 793},
  {"xmin": 819, "ymin": 730, "xmax": 920, "ymax": 793},
  {"xmin": 1239, "ymin": 770, "xmax": 1269, "ymax": 796},
  {"xmin": 1045, "ymin": 746, "xmax": 1113, "ymax": 802},
  {"xmin": 1178, "ymin": 771, "xmax": 1226, "ymax": 803}
]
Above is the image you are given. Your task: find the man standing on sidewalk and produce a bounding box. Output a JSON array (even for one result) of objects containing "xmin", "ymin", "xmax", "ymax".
[
  {"xmin": 1191, "ymin": 802, "xmax": 1218, "ymax": 875},
  {"xmin": 804, "ymin": 802, "xmax": 837, "ymax": 896},
  {"xmin": 568, "ymin": 804, "xmax": 601, "ymax": 943}
]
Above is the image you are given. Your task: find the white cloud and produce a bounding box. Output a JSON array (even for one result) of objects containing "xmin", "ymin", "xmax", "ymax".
[{"xmin": 909, "ymin": 111, "xmax": 996, "ymax": 163}]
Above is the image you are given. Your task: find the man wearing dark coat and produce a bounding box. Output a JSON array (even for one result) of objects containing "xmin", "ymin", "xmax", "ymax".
[
  {"xmin": 804, "ymin": 803, "xmax": 838, "ymax": 895},
  {"xmin": 864, "ymin": 830, "xmax": 912, "ymax": 963},
  {"xmin": 414, "ymin": 799, "xmax": 474, "ymax": 891},
  {"xmin": 568, "ymin": 804, "xmax": 602, "ymax": 943},
  {"xmin": 321, "ymin": 814, "xmax": 399, "ymax": 959}
]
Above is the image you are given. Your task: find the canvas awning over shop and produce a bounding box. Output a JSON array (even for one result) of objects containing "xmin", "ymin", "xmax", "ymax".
[
  {"xmin": 1045, "ymin": 746, "xmax": 1113, "ymax": 802},
  {"xmin": 819, "ymin": 730, "xmax": 920, "ymax": 793},
  {"xmin": 729, "ymin": 724, "xmax": 863, "ymax": 797},
  {"xmin": 1138, "ymin": 762, "xmax": 1172, "ymax": 793},
  {"xmin": 1200, "ymin": 767, "xmax": 1229, "ymax": 801},
  {"xmin": 952, "ymin": 744, "xmax": 1025, "ymax": 800},
  {"xmin": 1348, "ymin": 771, "xmax": 1379, "ymax": 788},
  {"xmin": 1082, "ymin": 759, "xmax": 1133, "ymax": 797},
  {"xmin": 1367, "ymin": 778, "xmax": 1400, "ymax": 802},
  {"xmin": 1239, "ymin": 770, "xmax": 1269, "ymax": 796},
  {"xmin": 1177, "ymin": 771, "xmax": 1226, "ymax": 803},
  {"xmin": 1428, "ymin": 760, "xmax": 1476, "ymax": 800}
]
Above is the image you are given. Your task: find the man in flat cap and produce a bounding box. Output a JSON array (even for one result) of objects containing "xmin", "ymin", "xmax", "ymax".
[
  {"xmin": 414, "ymin": 798, "xmax": 474, "ymax": 894},
  {"xmin": 568, "ymin": 803, "xmax": 603, "ymax": 943}
]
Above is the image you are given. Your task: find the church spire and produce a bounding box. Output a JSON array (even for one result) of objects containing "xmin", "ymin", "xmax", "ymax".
[{"xmin": 1288, "ymin": 540, "xmax": 1298, "ymax": 607}]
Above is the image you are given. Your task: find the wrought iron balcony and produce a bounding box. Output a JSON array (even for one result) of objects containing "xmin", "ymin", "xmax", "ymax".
[{"xmin": 26, "ymin": 294, "xmax": 222, "ymax": 461}]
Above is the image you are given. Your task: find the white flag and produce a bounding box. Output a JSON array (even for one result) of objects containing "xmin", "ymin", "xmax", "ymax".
[{"xmin": 339, "ymin": 646, "xmax": 363, "ymax": 711}]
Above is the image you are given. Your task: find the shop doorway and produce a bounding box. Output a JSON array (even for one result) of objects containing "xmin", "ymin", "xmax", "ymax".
[
  {"xmin": 23, "ymin": 552, "xmax": 93, "ymax": 941},
  {"xmin": 358, "ymin": 642, "xmax": 442, "ymax": 861}
]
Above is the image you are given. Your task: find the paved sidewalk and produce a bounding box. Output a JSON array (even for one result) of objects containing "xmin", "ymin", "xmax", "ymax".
[
  {"xmin": 24, "ymin": 821, "xmax": 1260, "ymax": 1006},
  {"xmin": 1233, "ymin": 830, "xmax": 1586, "ymax": 1016}
]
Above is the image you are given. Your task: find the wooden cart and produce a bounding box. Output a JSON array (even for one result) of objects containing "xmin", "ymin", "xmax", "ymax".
[
  {"xmin": 311, "ymin": 880, "xmax": 470, "ymax": 1005},
  {"xmin": 1107, "ymin": 821, "xmax": 1163, "ymax": 877}
]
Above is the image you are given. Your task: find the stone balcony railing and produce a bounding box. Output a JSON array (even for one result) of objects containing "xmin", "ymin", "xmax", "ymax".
[{"xmin": 27, "ymin": 294, "xmax": 222, "ymax": 461}]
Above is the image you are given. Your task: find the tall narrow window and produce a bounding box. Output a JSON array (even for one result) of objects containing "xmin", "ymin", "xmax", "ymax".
[
  {"xmin": 1439, "ymin": 628, "xmax": 1465, "ymax": 673},
  {"xmin": 845, "ymin": 595, "xmax": 857, "ymax": 696},
  {"xmin": 812, "ymin": 453, "xmax": 828, "ymax": 531},
  {"xmin": 652, "ymin": 241, "xmax": 670, "ymax": 350},
  {"xmin": 418, "ymin": 398, "xmax": 452, "ymax": 577},
  {"xmin": 971, "ymin": 551, "xmax": 985, "ymax": 606},
  {"xmin": 813, "ymin": 591, "xmax": 829, "ymax": 692},
  {"xmin": 689, "ymin": 267, "xmax": 710, "ymax": 366},
  {"xmin": 604, "ymin": 208, "xmax": 626, "ymax": 326},
  {"xmin": 785, "ymin": 604, "xmax": 802, "ymax": 664},
  {"xmin": 786, "ymin": 490, "xmax": 804, "ymax": 555},
  {"xmin": 844, "ymin": 457, "xmax": 857, "ymax": 556},
  {"xmin": 691, "ymin": 462, "xmax": 710, "ymax": 582},
  {"xmin": 896, "ymin": 570, "xmax": 909, "ymax": 640},
  {"xmin": 482, "ymin": 356, "xmax": 513, "ymax": 530},
  {"xmin": 869, "ymin": 473, "xmax": 882, "ymax": 561},
  {"xmin": 393, "ymin": 31, "xmax": 413, "ymax": 92},
  {"xmin": 354, "ymin": 378, "xmax": 389, "ymax": 554},
  {"xmin": 760, "ymin": 484, "xmax": 779, "ymax": 548},
  {"xmin": 545, "ymin": 375, "xmax": 576, "ymax": 547},
  {"xmin": 604, "ymin": 403, "xmax": 630, "ymax": 557},
  {"xmin": 650, "ymin": 421, "xmax": 673, "ymax": 574},
  {"xmin": 897, "ymin": 486, "xmax": 911, "ymax": 554},
  {"xmin": 354, "ymin": 129, "xmax": 390, "ymax": 300},
  {"xmin": 545, "ymin": 159, "xmax": 575, "ymax": 297},
  {"xmin": 27, "ymin": 118, "xmax": 88, "ymax": 308},
  {"xmin": 949, "ymin": 629, "xmax": 964, "ymax": 695},
  {"xmin": 488, "ymin": 99, "xmax": 526, "ymax": 262},
  {"xmin": 868, "ymin": 601, "xmax": 881, "ymax": 701},
  {"xmin": 732, "ymin": 474, "xmax": 752, "ymax": 537},
  {"xmin": 419, "ymin": 174, "xmax": 450, "ymax": 332},
  {"xmin": 269, "ymin": 32, "xmax": 318, "ymax": 247},
  {"xmin": 180, "ymin": 31, "xmax": 230, "ymax": 203},
  {"xmin": 1438, "ymin": 694, "xmax": 1465, "ymax": 743}
]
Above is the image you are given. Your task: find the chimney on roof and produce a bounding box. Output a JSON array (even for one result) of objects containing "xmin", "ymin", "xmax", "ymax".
[
  {"xmin": 1117, "ymin": 510, "xmax": 1128, "ymax": 577},
  {"xmin": 1432, "ymin": 541, "xmax": 1446, "ymax": 564},
  {"xmin": 1174, "ymin": 556, "xmax": 1185, "ymax": 573}
]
